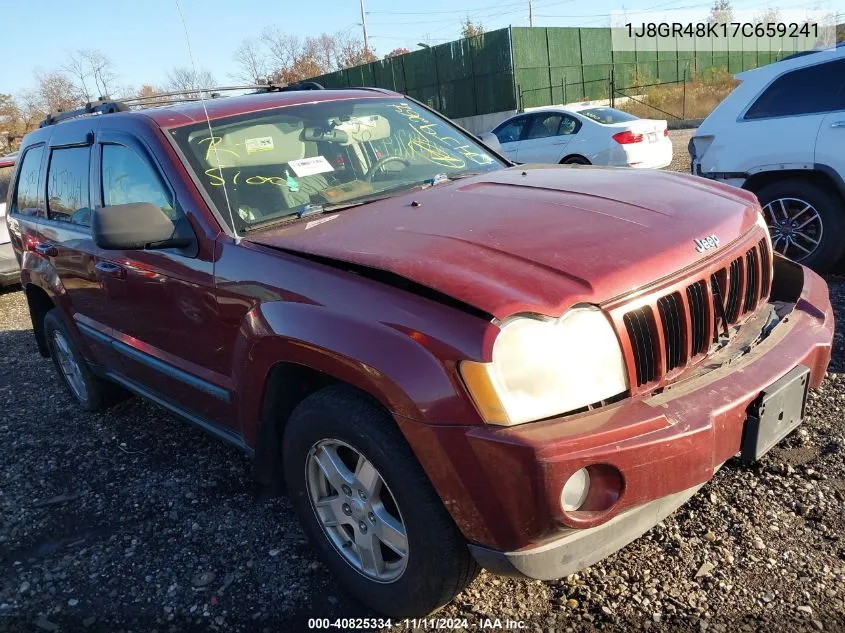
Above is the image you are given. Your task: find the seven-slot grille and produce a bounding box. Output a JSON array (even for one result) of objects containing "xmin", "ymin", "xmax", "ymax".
[{"xmin": 623, "ymin": 238, "xmax": 771, "ymax": 388}]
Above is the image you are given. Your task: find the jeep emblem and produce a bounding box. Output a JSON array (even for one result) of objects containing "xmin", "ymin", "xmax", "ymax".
[{"xmin": 694, "ymin": 235, "xmax": 719, "ymax": 252}]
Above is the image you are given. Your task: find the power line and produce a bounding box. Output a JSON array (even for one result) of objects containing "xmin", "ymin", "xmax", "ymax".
[{"xmin": 367, "ymin": 0, "xmax": 524, "ymax": 16}]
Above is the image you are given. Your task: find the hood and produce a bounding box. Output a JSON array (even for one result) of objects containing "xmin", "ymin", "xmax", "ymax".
[{"xmin": 246, "ymin": 165, "xmax": 761, "ymax": 320}]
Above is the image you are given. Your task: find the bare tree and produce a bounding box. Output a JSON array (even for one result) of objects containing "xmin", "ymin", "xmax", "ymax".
[
  {"xmin": 233, "ymin": 40, "xmax": 270, "ymax": 84},
  {"xmin": 460, "ymin": 16, "xmax": 485, "ymax": 38},
  {"xmin": 310, "ymin": 34, "xmax": 339, "ymax": 72},
  {"xmin": 753, "ymin": 8, "xmax": 781, "ymax": 25},
  {"xmin": 165, "ymin": 67, "xmax": 217, "ymax": 98},
  {"xmin": 708, "ymin": 0, "xmax": 734, "ymax": 24},
  {"xmin": 62, "ymin": 49, "xmax": 119, "ymax": 101},
  {"xmin": 32, "ymin": 70, "xmax": 80, "ymax": 113},
  {"xmin": 261, "ymin": 27, "xmax": 302, "ymax": 71},
  {"xmin": 335, "ymin": 30, "xmax": 376, "ymax": 68},
  {"xmin": 0, "ymin": 94, "xmax": 26, "ymax": 151}
]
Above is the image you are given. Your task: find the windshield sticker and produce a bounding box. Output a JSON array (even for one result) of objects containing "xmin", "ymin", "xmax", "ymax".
[
  {"xmin": 245, "ymin": 136, "xmax": 275, "ymax": 154},
  {"xmin": 288, "ymin": 156, "xmax": 335, "ymax": 177}
]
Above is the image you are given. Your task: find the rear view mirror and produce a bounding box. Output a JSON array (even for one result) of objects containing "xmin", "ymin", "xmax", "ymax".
[
  {"xmin": 92, "ymin": 203, "xmax": 192, "ymax": 251},
  {"xmin": 479, "ymin": 132, "xmax": 502, "ymax": 153}
]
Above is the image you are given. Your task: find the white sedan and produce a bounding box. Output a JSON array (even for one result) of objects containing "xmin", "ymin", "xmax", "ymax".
[{"xmin": 483, "ymin": 104, "xmax": 673, "ymax": 169}]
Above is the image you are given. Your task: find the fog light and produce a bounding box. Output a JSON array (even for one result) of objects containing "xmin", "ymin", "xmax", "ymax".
[{"xmin": 561, "ymin": 468, "xmax": 591, "ymax": 512}]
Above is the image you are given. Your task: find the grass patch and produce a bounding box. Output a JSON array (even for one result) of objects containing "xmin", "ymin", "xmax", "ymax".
[{"xmin": 616, "ymin": 67, "xmax": 739, "ymax": 120}]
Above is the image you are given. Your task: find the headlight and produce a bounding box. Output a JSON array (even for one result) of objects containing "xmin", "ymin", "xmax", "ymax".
[{"xmin": 460, "ymin": 306, "xmax": 629, "ymax": 426}]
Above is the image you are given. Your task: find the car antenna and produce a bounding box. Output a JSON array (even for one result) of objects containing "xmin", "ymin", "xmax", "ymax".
[{"xmin": 173, "ymin": 0, "xmax": 240, "ymax": 243}]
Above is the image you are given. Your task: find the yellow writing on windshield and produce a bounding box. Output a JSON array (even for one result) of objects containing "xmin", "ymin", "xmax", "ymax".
[{"xmin": 387, "ymin": 103, "xmax": 493, "ymax": 169}]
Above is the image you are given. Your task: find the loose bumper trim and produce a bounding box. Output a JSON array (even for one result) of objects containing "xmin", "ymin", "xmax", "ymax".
[{"xmin": 469, "ymin": 481, "xmax": 705, "ymax": 580}]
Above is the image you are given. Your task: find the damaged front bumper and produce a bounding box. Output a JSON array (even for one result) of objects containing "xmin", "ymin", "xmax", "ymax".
[{"xmin": 461, "ymin": 258, "xmax": 833, "ymax": 579}]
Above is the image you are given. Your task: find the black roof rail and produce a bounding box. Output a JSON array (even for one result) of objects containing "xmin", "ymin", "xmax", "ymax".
[
  {"xmin": 36, "ymin": 81, "xmax": 368, "ymax": 128},
  {"xmin": 39, "ymin": 100, "xmax": 130, "ymax": 128}
]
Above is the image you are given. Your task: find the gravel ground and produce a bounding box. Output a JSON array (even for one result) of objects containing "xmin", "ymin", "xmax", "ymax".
[{"xmin": 1, "ymin": 131, "xmax": 843, "ymax": 632}]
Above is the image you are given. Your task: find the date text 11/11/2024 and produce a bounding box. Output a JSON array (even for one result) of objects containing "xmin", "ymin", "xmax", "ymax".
[
  {"xmin": 307, "ymin": 618, "xmax": 528, "ymax": 630},
  {"xmin": 623, "ymin": 21, "xmax": 819, "ymax": 39}
]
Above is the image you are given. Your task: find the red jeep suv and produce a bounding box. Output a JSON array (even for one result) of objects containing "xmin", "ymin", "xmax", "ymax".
[{"xmin": 5, "ymin": 86, "xmax": 834, "ymax": 617}]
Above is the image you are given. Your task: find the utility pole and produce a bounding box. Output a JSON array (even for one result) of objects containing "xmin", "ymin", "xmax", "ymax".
[
  {"xmin": 360, "ymin": 0, "xmax": 369, "ymax": 54},
  {"xmin": 529, "ymin": 0, "xmax": 534, "ymax": 27}
]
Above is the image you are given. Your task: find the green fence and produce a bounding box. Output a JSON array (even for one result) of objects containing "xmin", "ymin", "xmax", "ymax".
[
  {"xmin": 310, "ymin": 27, "xmax": 516, "ymax": 119},
  {"xmin": 307, "ymin": 26, "xmax": 794, "ymax": 119}
]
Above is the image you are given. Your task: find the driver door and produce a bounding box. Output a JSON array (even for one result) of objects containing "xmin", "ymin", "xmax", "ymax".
[{"xmin": 92, "ymin": 129, "xmax": 238, "ymax": 436}]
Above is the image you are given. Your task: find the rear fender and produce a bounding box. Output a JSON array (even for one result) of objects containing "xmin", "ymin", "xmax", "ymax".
[{"xmin": 19, "ymin": 252, "xmax": 89, "ymax": 355}]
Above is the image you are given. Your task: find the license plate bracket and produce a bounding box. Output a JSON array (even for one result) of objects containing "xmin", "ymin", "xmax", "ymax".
[{"xmin": 741, "ymin": 365, "xmax": 810, "ymax": 463}]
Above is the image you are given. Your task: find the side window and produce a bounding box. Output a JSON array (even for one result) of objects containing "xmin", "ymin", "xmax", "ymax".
[
  {"xmin": 494, "ymin": 117, "xmax": 528, "ymax": 144},
  {"xmin": 13, "ymin": 146, "xmax": 45, "ymax": 216},
  {"xmin": 745, "ymin": 59, "xmax": 845, "ymax": 120},
  {"xmin": 101, "ymin": 145, "xmax": 175, "ymax": 219},
  {"xmin": 525, "ymin": 114, "xmax": 563, "ymax": 140},
  {"xmin": 47, "ymin": 147, "xmax": 91, "ymax": 226},
  {"xmin": 559, "ymin": 115, "xmax": 580, "ymax": 136}
]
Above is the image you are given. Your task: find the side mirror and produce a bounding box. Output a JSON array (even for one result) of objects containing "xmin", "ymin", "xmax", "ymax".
[
  {"xmin": 479, "ymin": 132, "xmax": 502, "ymax": 153},
  {"xmin": 92, "ymin": 203, "xmax": 192, "ymax": 251}
]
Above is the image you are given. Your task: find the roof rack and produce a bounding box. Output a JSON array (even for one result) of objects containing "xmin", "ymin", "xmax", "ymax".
[{"xmin": 38, "ymin": 81, "xmax": 328, "ymax": 128}]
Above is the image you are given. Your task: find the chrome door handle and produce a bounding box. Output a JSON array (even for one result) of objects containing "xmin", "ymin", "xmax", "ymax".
[
  {"xmin": 831, "ymin": 121, "xmax": 845, "ymax": 128},
  {"xmin": 34, "ymin": 242, "xmax": 57, "ymax": 257},
  {"xmin": 95, "ymin": 261, "xmax": 126, "ymax": 280}
]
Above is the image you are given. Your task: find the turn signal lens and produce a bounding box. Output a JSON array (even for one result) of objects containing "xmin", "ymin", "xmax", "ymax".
[{"xmin": 561, "ymin": 468, "xmax": 591, "ymax": 512}]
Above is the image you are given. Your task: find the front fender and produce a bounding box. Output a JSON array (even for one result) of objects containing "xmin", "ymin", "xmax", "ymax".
[{"xmin": 234, "ymin": 301, "xmax": 484, "ymax": 447}]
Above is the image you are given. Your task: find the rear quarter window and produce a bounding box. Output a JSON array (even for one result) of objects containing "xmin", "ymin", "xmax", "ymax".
[
  {"xmin": 14, "ymin": 146, "xmax": 45, "ymax": 216},
  {"xmin": 577, "ymin": 108, "xmax": 639, "ymax": 124},
  {"xmin": 0, "ymin": 166, "xmax": 13, "ymax": 205}
]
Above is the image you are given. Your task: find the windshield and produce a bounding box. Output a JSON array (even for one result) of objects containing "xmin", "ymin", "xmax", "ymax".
[
  {"xmin": 578, "ymin": 107, "xmax": 639, "ymax": 124},
  {"xmin": 170, "ymin": 97, "xmax": 504, "ymax": 233}
]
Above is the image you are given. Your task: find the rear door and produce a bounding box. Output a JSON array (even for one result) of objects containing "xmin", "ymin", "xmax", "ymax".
[
  {"xmin": 516, "ymin": 113, "xmax": 581, "ymax": 163},
  {"xmin": 36, "ymin": 122, "xmax": 122, "ymax": 367},
  {"xmin": 492, "ymin": 116, "xmax": 530, "ymax": 161},
  {"xmin": 5, "ymin": 145, "xmax": 46, "ymax": 284},
  {"xmin": 814, "ymin": 70, "xmax": 845, "ymax": 183},
  {"xmin": 727, "ymin": 58, "xmax": 845, "ymax": 172}
]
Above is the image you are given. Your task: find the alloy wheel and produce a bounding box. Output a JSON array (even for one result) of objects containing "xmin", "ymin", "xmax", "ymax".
[
  {"xmin": 762, "ymin": 197, "xmax": 823, "ymax": 262},
  {"xmin": 305, "ymin": 439, "xmax": 409, "ymax": 583},
  {"xmin": 52, "ymin": 331, "xmax": 88, "ymax": 402}
]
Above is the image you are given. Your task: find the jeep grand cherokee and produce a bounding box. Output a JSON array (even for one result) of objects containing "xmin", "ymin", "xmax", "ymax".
[{"xmin": 5, "ymin": 87, "xmax": 834, "ymax": 617}]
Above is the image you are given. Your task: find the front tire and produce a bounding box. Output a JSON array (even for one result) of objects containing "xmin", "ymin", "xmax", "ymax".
[
  {"xmin": 755, "ymin": 179, "xmax": 845, "ymax": 272},
  {"xmin": 43, "ymin": 309, "xmax": 128, "ymax": 411},
  {"xmin": 283, "ymin": 385, "xmax": 478, "ymax": 617}
]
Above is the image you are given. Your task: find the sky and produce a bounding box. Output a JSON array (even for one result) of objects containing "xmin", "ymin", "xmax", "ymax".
[{"xmin": 0, "ymin": 0, "xmax": 841, "ymax": 98}]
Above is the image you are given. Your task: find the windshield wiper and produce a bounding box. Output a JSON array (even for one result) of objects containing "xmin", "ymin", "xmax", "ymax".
[
  {"xmin": 424, "ymin": 171, "xmax": 485, "ymax": 187},
  {"xmin": 242, "ymin": 174, "xmax": 487, "ymax": 234},
  {"xmin": 242, "ymin": 196, "xmax": 394, "ymax": 233}
]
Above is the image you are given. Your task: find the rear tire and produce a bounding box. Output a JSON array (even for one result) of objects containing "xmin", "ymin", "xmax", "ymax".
[
  {"xmin": 43, "ymin": 309, "xmax": 129, "ymax": 411},
  {"xmin": 755, "ymin": 179, "xmax": 845, "ymax": 272},
  {"xmin": 283, "ymin": 385, "xmax": 478, "ymax": 617},
  {"xmin": 561, "ymin": 155, "xmax": 590, "ymax": 165}
]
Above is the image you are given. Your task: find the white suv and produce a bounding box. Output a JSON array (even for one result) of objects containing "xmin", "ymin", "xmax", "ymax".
[{"xmin": 690, "ymin": 44, "xmax": 845, "ymax": 271}]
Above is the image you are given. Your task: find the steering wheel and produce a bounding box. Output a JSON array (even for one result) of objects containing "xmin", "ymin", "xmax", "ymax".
[{"xmin": 364, "ymin": 156, "xmax": 411, "ymax": 182}]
